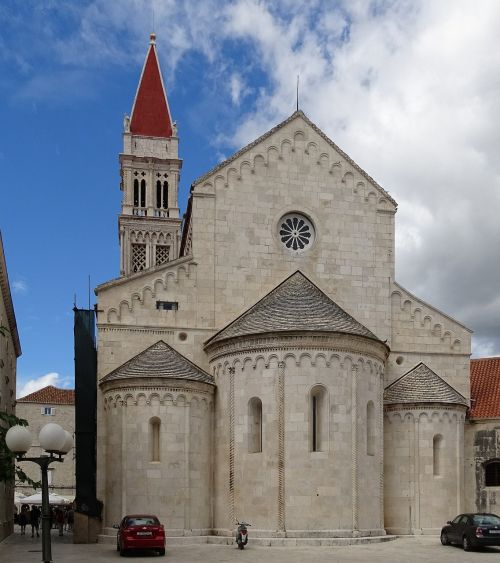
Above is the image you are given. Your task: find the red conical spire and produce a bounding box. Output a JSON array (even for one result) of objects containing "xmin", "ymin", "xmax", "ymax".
[{"xmin": 130, "ymin": 34, "xmax": 173, "ymax": 138}]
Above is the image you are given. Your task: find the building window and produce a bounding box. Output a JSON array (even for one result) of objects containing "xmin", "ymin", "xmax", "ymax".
[
  {"xmin": 367, "ymin": 401, "xmax": 375, "ymax": 456},
  {"xmin": 150, "ymin": 417, "xmax": 161, "ymax": 462},
  {"xmin": 140, "ymin": 179, "xmax": 146, "ymax": 207},
  {"xmin": 131, "ymin": 244, "xmax": 147, "ymax": 272},
  {"xmin": 485, "ymin": 461, "xmax": 500, "ymax": 486},
  {"xmin": 310, "ymin": 385, "xmax": 327, "ymax": 452},
  {"xmin": 433, "ymin": 434, "xmax": 443, "ymax": 476},
  {"xmin": 248, "ymin": 397, "xmax": 262, "ymax": 453},
  {"xmin": 133, "ymin": 179, "xmax": 139, "ymax": 207},
  {"xmin": 155, "ymin": 245, "xmax": 170, "ymax": 266},
  {"xmin": 41, "ymin": 407, "xmax": 55, "ymax": 416},
  {"xmin": 279, "ymin": 212, "xmax": 315, "ymax": 252},
  {"xmin": 156, "ymin": 181, "xmax": 169, "ymax": 209},
  {"xmin": 156, "ymin": 301, "xmax": 178, "ymax": 311}
]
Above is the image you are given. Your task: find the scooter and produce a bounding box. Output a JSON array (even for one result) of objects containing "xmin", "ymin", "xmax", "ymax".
[{"xmin": 235, "ymin": 521, "xmax": 251, "ymax": 549}]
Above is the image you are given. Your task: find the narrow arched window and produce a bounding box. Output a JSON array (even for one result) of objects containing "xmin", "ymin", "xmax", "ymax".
[
  {"xmin": 367, "ymin": 400, "xmax": 375, "ymax": 456},
  {"xmin": 433, "ymin": 434, "xmax": 443, "ymax": 476},
  {"xmin": 162, "ymin": 181, "xmax": 168, "ymax": 209},
  {"xmin": 150, "ymin": 417, "xmax": 161, "ymax": 462},
  {"xmin": 133, "ymin": 179, "xmax": 139, "ymax": 207},
  {"xmin": 248, "ymin": 397, "xmax": 262, "ymax": 453},
  {"xmin": 156, "ymin": 180, "xmax": 162, "ymax": 208},
  {"xmin": 140, "ymin": 179, "xmax": 146, "ymax": 207},
  {"xmin": 310, "ymin": 385, "xmax": 327, "ymax": 452},
  {"xmin": 485, "ymin": 460, "xmax": 500, "ymax": 486}
]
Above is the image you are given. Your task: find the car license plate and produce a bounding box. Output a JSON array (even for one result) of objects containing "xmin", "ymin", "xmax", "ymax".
[
  {"xmin": 489, "ymin": 530, "xmax": 500, "ymax": 534},
  {"xmin": 137, "ymin": 531, "xmax": 152, "ymax": 536}
]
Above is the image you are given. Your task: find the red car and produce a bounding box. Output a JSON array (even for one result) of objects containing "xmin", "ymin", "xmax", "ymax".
[{"xmin": 115, "ymin": 514, "xmax": 165, "ymax": 556}]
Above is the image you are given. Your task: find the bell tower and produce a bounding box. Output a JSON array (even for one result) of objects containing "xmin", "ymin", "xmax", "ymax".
[{"xmin": 118, "ymin": 33, "xmax": 182, "ymax": 276}]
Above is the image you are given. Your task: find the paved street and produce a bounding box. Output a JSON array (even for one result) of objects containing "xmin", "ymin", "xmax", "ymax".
[{"xmin": 2, "ymin": 531, "xmax": 500, "ymax": 562}]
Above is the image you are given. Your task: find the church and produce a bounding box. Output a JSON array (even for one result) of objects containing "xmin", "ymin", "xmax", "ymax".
[{"xmin": 93, "ymin": 34, "xmax": 500, "ymax": 540}]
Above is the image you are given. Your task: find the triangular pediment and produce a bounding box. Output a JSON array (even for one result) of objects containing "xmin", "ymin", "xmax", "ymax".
[
  {"xmin": 205, "ymin": 271, "xmax": 381, "ymax": 346},
  {"xmin": 100, "ymin": 340, "xmax": 214, "ymax": 385},
  {"xmin": 192, "ymin": 110, "xmax": 396, "ymax": 207},
  {"xmin": 384, "ymin": 363, "xmax": 467, "ymax": 406}
]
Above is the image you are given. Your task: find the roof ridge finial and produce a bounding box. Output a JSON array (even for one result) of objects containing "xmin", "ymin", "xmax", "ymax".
[{"xmin": 150, "ymin": 32, "xmax": 156, "ymax": 45}]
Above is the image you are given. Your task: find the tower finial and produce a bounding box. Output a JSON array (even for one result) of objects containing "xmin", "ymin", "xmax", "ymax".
[{"xmin": 150, "ymin": 32, "xmax": 156, "ymax": 44}]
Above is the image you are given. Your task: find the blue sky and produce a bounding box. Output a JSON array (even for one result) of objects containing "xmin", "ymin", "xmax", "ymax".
[{"xmin": 2, "ymin": 0, "xmax": 500, "ymax": 396}]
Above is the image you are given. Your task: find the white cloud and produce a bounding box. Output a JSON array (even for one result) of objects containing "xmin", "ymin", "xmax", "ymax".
[
  {"xmin": 230, "ymin": 73, "xmax": 243, "ymax": 105},
  {"xmin": 12, "ymin": 279, "xmax": 27, "ymax": 294},
  {"xmin": 17, "ymin": 372, "xmax": 63, "ymax": 399}
]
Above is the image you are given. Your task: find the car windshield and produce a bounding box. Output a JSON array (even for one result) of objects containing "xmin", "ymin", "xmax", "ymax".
[
  {"xmin": 125, "ymin": 517, "xmax": 159, "ymax": 526},
  {"xmin": 472, "ymin": 515, "xmax": 500, "ymax": 526}
]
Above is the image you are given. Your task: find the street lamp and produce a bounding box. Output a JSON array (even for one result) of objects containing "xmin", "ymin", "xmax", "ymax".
[{"xmin": 6, "ymin": 423, "xmax": 73, "ymax": 563}]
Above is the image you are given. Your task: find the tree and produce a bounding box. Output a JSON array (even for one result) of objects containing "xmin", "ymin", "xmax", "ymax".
[{"xmin": 0, "ymin": 411, "xmax": 40, "ymax": 487}]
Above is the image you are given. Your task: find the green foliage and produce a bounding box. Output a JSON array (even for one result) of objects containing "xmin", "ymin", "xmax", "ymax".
[{"xmin": 0, "ymin": 411, "xmax": 41, "ymax": 488}]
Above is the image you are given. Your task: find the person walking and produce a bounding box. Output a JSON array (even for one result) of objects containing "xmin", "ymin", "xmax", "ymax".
[
  {"xmin": 67, "ymin": 507, "xmax": 74, "ymax": 532},
  {"xmin": 55, "ymin": 507, "xmax": 65, "ymax": 536},
  {"xmin": 30, "ymin": 505, "xmax": 41, "ymax": 538},
  {"xmin": 19, "ymin": 505, "xmax": 28, "ymax": 535}
]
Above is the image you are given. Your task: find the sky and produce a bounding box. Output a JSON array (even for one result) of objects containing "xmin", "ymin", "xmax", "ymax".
[{"xmin": 1, "ymin": 0, "xmax": 500, "ymax": 397}]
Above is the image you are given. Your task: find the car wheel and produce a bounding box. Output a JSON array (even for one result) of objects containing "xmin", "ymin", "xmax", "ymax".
[
  {"xmin": 158, "ymin": 548, "xmax": 165, "ymax": 556},
  {"xmin": 462, "ymin": 535, "xmax": 472, "ymax": 551},
  {"xmin": 440, "ymin": 532, "xmax": 449, "ymax": 545},
  {"xmin": 119, "ymin": 546, "xmax": 127, "ymax": 557}
]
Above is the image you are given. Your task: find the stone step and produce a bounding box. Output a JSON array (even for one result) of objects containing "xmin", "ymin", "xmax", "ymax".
[{"xmin": 98, "ymin": 533, "xmax": 397, "ymax": 547}]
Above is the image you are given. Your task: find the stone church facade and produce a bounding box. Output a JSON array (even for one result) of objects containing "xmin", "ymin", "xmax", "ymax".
[{"xmin": 94, "ymin": 35, "xmax": 493, "ymax": 539}]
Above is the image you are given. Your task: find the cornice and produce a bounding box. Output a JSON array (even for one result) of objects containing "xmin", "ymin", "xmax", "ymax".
[
  {"xmin": 206, "ymin": 331, "xmax": 388, "ymax": 365},
  {"xmin": 95, "ymin": 255, "xmax": 195, "ymax": 293},
  {"xmin": 100, "ymin": 378, "xmax": 215, "ymax": 395}
]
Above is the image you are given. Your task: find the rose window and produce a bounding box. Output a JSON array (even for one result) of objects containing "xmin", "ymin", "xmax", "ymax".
[{"xmin": 279, "ymin": 213, "xmax": 315, "ymax": 252}]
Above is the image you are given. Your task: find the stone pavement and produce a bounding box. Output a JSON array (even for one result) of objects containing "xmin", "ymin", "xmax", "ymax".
[{"xmin": 1, "ymin": 530, "xmax": 500, "ymax": 562}]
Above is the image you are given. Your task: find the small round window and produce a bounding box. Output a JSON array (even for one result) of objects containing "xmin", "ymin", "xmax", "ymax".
[{"xmin": 279, "ymin": 213, "xmax": 315, "ymax": 252}]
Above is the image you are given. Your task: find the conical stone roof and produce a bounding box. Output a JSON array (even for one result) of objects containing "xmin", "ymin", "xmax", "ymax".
[
  {"xmin": 384, "ymin": 362, "xmax": 467, "ymax": 406},
  {"xmin": 100, "ymin": 341, "xmax": 214, "ymax": 385},
  {"xmin": 206, "ymin": 271, "xmax": 380, "ymax": 346}
]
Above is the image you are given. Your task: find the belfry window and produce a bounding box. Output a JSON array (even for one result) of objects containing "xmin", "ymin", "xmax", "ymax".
[
  {"xmin": 140, "ymin": 179, "xmax": 146, "ymax": 207},
  {"xmin": 133, "ymin": 179, "xmax": 139, "ymax": 207},
  {"xmin": 433, "ymin": 434, "xmax": 443, "ymax": 476},
  {"xmin": 150, "ymin": 417, "xmax": 161, "ymax": 462},
  {"xmin": 156, "ymin": 180, "xmax": 168, "ymax": 209},
  {"xmin": 310, "ymin": 385, "xmax": 327, "ymax": 452},
  {"xmin": 367, "ymin": 401, "xmax": 375, "ymax": 456},
  {"xmin": 485, "ymin": 461, "xmax": 500, "ymax": 486},
  {"xmin": 248, "ymin": 397, "xmax": 262, "ymax": 453}
]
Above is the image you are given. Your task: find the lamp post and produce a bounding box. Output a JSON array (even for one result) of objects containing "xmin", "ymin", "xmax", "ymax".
[{"xmin": 6, "ymin": 423, "xmax": 73, "ymax": 563}]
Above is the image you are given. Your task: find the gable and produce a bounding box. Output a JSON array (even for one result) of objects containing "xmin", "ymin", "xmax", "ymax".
[{"xmin": 192, "ymin": 110, "xmax": 397, "ymax": 209}]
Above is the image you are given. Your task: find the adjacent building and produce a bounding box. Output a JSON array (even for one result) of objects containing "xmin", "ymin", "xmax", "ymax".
[
  {"xmin": 16, "ymin": 386, "xmax": 75, "ymax": 500},
  {"xmin": 0, "ymin": 231, "xmax": 22, "ymax": 540}
]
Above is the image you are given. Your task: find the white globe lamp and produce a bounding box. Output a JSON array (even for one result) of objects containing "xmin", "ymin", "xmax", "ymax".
[
  {"xmin": 5, "ymin": 425, "xmax": 32, "ymax": 454},
  {"xmin": 60, "ymin": 430, "xmax": 74, "ymax": 454},
  {"xmin": 39, "ymin": 423, "xmax": 66, "ymax": 453}
]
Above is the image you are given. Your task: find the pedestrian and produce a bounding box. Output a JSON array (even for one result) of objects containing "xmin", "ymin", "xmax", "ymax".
[
  {"xmin": 19, "ymin": 505, "xmax": 28, "ymax": 535},
  {"xmin": 67, "ymin": 507, "xmax": 74, "ymax": 532},
  {"xmin": 30, "ymin": 505, "xmax": 41, "ymax": 538},
  {"xmin": 56, "ymin": 507, "xmax": 64, "ymax": 536}
]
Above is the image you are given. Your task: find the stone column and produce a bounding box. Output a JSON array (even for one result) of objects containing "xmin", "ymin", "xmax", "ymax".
[
  {"xmin": 121, "ymin": 401, "xmax": 127, "ymax": 516},
  {"xmin": 413, "ymin": 414, "xmax": 420, "ymax": 533},
  {"xmin": 277, "ymin": 361, "xmax": 286, "ymax": 534},
  {"xmin": 228, "ymin": 367, "xmax": 235, "ymax": 527},
  {"xmin": 184, "ymin": 400, "xmax": 191, "ymax": 531},
  {"xmin": 378, "ymin": 370, "xmax": 385, "ymax": 531},
  {"xmin": 351, "ymin": 364, "xmax": 358, "ymax": 535}
]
